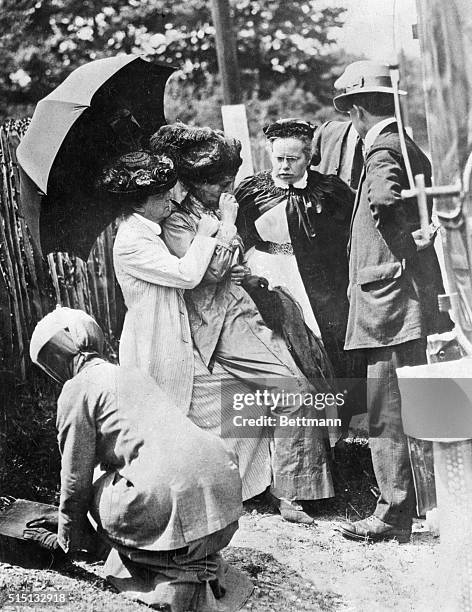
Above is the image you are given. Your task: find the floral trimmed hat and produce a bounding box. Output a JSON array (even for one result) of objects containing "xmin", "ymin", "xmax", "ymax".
[{"xmin": 97, "ymin": 150, "xmax": 177, "ymax": 195}]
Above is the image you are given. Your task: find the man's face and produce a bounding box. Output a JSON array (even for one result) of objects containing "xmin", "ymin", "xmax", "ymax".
[
  {"xmin": 270, "ymin": 138, "xmax": 308, "ymax": 185},
  {"xmin": 348, "ymin": 105, "xmax": 368, "ymax": 139}
]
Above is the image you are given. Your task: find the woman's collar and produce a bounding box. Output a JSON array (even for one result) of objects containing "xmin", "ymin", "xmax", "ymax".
[
  {"xmin": 271, "ymin": 171, "xmax": 308, "ymax": 190},
  {"xmin": 133, "ymin": 213, "xmax": 162, "ymax": 236}
]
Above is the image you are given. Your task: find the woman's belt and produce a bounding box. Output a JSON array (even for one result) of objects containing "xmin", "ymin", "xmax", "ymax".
[{"xmin": 255, "ymin": 241, "xmax": 294, "ymax": 255}]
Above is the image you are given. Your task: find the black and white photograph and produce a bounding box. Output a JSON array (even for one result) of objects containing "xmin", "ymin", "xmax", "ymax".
[{"xmin": 0, "ymin": 0, "xmax": 471, "ymax": 610}]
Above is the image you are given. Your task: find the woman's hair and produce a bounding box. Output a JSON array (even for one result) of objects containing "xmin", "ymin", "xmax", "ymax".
[
  {"xmin": 149, "ymin": 124, "xmax": 242, "ymax": 186},
  {"xmin": 266, "ymin": 134, "xmax": 313, "ymax": 162},
  {"xmin": 263, "ymin": 118, "xmax": 316, "ymax": 161},
  {"xmin": 96, "ymin": 150, "xmax": 177, "ymax": 214}
]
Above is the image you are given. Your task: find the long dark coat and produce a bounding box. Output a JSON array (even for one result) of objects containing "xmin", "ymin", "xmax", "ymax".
[
  {"xmin": 345, "ymin": 123, "xmax": 452, "ymax": 350},
  {"xmin": 310, "ymin": 120, "xmax": 352, "ymax": 180}
]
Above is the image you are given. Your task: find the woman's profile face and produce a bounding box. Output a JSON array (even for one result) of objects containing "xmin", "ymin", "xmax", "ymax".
[
  {"xmin": 193, "ymin": 176, "xmax": 235, "ymax": 209},
  {"xmin": 141, "ymin": 190, "xmax": 174, "ymax": 224},
  {"xmin": 270, "ymin": 137, "xmax": 309, "ymax": 185}
]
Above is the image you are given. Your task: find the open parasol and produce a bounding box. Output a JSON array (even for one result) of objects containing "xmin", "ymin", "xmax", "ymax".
[{"xmin": 17, "ymin": 54, "xmax": 176, "ymax": 259}]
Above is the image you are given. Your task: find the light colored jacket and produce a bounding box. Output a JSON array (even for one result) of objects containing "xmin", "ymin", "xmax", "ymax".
[
  {"xmin": 162, "ymin": 196, "xmax": 243, "ymax": 366},
  {"xmin": 57, "ymin": 361, "xmax": 242, "ymax": 552},
  {"xmin": 113, "ymin": 214, "xmax": 217, "ymax": 411}
]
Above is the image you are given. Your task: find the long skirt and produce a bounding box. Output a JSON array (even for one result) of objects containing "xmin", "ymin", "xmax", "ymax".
[
  {"xmin": 103, "ymin": 522, "xmax": 252, "ymax": 612},
  {"xmin": 246, "ymin": 247, "xmax": 321, "ymax": 337},
  {"xmin": 190, "ymin": 286, "xmax": 334, "ymax": 502}
]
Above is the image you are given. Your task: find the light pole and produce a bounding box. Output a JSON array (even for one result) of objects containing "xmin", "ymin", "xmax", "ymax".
[{"xmin": 209, "ymin": 0, "xmax": 242, "ymax": 105}]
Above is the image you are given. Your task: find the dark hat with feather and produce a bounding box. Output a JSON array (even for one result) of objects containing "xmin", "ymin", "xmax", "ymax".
[{"xmin": 149, "ymin": 124, "xmax": 242, "ymax": 184}]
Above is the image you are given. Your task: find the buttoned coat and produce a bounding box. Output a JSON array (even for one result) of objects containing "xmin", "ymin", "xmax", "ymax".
[
  {"xmin": 57, "ymin": 361, "xmax": 242, "ymax": 553},
  {"xmin": 344, "ymin": 123, "xmax": 452, "ymax": 350},
  {"xmin": 113, "ymin": 214, "xmax": 217, "ymax": 412},
  {"xmin": 162, "ymin": 195, "xmax": 243, "ymax": 367}
]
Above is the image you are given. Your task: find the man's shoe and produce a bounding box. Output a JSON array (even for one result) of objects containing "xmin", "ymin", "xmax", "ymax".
[
  {"xmin": 338, "ymin": 515, "xmax": 411, "ymax": 543},
  {"xmin": 265, "ymin": 492, "xmax": 315, "ymax": 525}
]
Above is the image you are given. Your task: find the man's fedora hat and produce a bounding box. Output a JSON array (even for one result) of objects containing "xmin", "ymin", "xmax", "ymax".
[{"xmin": 333, "ymin": 61, "xmax": 406, "ymax": 112}]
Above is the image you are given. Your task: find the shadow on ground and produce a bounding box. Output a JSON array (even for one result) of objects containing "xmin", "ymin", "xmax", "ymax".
[{"xmin": 224, "ymin": 547, "xmax": 342, "ymax": 611}]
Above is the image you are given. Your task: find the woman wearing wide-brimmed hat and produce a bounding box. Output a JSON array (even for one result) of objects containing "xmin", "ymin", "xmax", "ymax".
[
  {"xmin": 100, "ymin": 150, "xmax": 219, "ymax": 414},
  {"xmin": 29, "ymin": 307, "xmax": 251, "ymax": 612},
  {"xmin": 151, "ymin": 124, "xmax": 335, "ymax": 522}
]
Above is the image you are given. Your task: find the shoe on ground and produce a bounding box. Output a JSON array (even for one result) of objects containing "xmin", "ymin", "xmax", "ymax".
[
  {"xmin": 338, "ymin": 515, "xmax": 411, "ymax": 543},
  {"xmin": 265, "ymin": 492, "xmax": 315, "ymax": 525}
]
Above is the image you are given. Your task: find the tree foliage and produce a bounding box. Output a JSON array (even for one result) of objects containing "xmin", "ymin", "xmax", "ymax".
[{"xmin": 0, "ymin": 0, "xmax": 346, "ymax": 116}]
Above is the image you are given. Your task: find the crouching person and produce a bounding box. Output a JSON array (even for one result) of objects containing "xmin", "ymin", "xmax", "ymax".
[{"xmin": 29, "ymin": 307, "xmax": 252, "ymax": 612}]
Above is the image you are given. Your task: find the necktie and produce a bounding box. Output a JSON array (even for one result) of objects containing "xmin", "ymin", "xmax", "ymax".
[{"xmin": 350, "ymin": 136, "xmax": 364, "ymax": 190}]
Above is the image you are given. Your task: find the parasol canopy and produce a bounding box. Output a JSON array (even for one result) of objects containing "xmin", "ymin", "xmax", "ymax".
[{"xmin": 17, "ymin": 54, "xmax": 176, "ymax": 259}]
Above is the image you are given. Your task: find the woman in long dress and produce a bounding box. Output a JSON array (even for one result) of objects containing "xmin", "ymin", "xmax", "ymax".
[
  {"xmin": 29, "ymin": 307, "xmax": 251, "ymax": 612},
  {"xmin": 235, "ymin": 118, "xmax": 364, "ymax": 426},
  {"xmin": 103, "ymin": 150, "xmax": 274, "ymax": 506},
  {"xmin": 103, "ymin": 151, "xmax": 220, "ymax": 414},
  {"xmin": 151, "ymin": 124, "xmax": 335, "ymax": 521}
]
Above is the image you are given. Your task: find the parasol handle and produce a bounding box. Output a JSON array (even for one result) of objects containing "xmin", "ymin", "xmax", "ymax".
[{"xmin": 389, "ymin": 64, "xmax": 415, "ymax": 190}]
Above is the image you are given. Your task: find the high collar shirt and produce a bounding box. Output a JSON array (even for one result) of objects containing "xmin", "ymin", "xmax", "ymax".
[
  {"xmin": 364, "ymin": 117, "xmax": 397, "ymax": 153},
  {"xmin": 133, "ymin": 213, "xmax": 162, "ymax": 236},
  {"xmin": 271, "ymin": 171, "xmax": 308, "ymax": 190}
]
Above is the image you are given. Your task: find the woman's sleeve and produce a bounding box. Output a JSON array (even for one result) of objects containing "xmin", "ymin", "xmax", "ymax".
[
  {"xmin": 163, "ymin": 214, "xmax": 242, "ymax": 283},
  {"xmin": 235, "ymin": 177, "xmax": 261, "ymax": 251},
  {"xmin": 115, "ymin": 228, "xmax": 218, "ymax": 289},
  {"xmin": 56, "ymin": 384, "xmax": 97, "ymax": 553}
]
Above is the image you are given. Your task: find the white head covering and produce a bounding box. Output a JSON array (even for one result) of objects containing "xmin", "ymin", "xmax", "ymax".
[{"xmin": 30, "ymin": 307, "xmax": 104, "ymax": 383}]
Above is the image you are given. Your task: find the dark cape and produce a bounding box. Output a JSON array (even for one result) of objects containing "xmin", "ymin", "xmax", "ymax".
[
  {"xmin": 236, "ymin": 170, "xmax": 366, "ymax": 416},
  {"xmin": 241, "ymin": 276, "xmax": 335, "ymax": 394}
]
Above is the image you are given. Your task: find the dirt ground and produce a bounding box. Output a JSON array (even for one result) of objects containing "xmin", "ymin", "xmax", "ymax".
[
  {"xmin": 0, "ymin": 435, "xmax": 442, "ymax": 612},
  {"xmin": 0, "ymin": 508, "xmax": 440, "ymax": 612},
  {"xmin": 0, "ymin": 405, "xmax": 444, "ymax": 612}
]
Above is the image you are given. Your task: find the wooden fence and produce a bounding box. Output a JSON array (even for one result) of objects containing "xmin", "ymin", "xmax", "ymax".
[
  {"xmin": 0, "ymin": 120, "xmax": 123, "ymax": 380},
  {"xmin": 0, "ymin": 117, "xmax": 269, "ymax": 381}
]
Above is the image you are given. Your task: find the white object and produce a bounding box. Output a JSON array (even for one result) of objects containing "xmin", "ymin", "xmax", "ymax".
[{"xmin": 221, "ymin": 104, "xmax": 254, "ymax": 186}]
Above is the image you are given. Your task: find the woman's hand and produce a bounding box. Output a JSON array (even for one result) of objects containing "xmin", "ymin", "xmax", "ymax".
[
  {"xmin": 230, "ymin": 263, "xmax": 251, "ymax": 285},
  {"xmin": 219, "ymin": 193, "xmax": 239, "ymax": 224},
  {"xmin": 196, "ymin": 214, "xmax": 220, "ymax": 237}
]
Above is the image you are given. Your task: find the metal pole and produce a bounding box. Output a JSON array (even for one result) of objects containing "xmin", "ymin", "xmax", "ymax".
[{"xmin": 210, "ymin": 0, "xmax": 242, "ymax": 105}]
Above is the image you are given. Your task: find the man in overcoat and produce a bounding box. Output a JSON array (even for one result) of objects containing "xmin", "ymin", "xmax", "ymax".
[
  {"xmin": 310, "ymin": 119, "xmax": 364, "ymax": 190},
  {"xmin": 336, "ymin": 61, "xmax": 452, "ymax": 542}
]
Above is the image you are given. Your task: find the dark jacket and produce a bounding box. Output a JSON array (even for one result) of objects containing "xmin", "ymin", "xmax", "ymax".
[
  {"xmin": 241, "ymin": 277, "xmax": 335, "ymax": 393},
  {"xmin": 345, "ymin": 123, "xmax": 452, "ymax": 350},
  {"xmin": 311, "ymin": 121, "xmax": 352, "ymax": 182}
]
